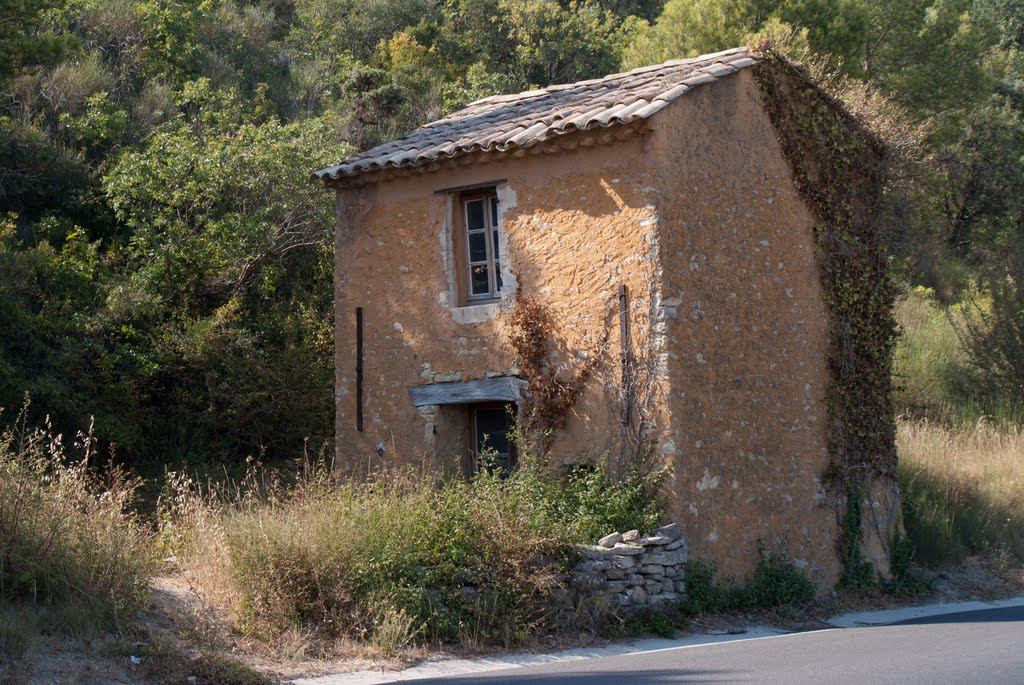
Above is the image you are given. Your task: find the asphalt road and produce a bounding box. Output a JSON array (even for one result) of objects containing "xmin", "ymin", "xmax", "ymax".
[{"xmin": 407, "ymin": 605, "xmax": 1024, "ymax": 685}]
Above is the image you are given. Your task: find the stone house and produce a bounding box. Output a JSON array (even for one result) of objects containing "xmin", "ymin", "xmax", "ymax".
[{"xmin": 314, "ymin": 47, "xmax": 901, "ymax": 589}]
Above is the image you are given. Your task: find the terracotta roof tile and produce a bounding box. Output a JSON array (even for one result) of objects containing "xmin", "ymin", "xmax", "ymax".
[{"xmin": 314, "ymin": 47, "xmax": 758, "ymax": 182}]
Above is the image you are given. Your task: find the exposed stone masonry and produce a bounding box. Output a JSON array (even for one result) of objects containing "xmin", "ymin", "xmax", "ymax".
[{"xmin": 572, "ymin": 523, "xmax": 688, "ymax": 609}]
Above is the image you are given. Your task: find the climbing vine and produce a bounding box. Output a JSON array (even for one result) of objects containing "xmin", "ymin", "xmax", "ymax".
[
  {"xmin": 506, "ymin": 290, "xmax": 603, "ymax": 452},
  {"xmin": 751, "ymin": 47, "xmax": 900, "ymax": 572}
]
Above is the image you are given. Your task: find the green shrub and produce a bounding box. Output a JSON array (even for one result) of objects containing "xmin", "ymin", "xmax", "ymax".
[
  {"xmin": 681, "ymin": 560, "xmax": 742, "ymax": 613},
  {"xmin": 744, "ymin": 553, "xmax": 815, "ymax": 608},
  {"xmin": 882, "ymin": 531, "xmax": 933, "ymax": 596},
  {"xmin": 954, "ymin": 250, "xmax": 1024, "ymax": 399},
  {"xmin": 0, "ymin": 405, "xmax": 154, "ymax": 634},
  {"xmin": 552, "ymin": 461, "xmax": 667, "ymax": 543},
  {"xmin": 598, "ymin": 606, "xmax": 689, "ymax": 639},
  {"xmin": 682, "ymin": 553, "xmax": 814, "ymax": 615},
  {"xmin": 168, "ymin": 465, "xmax": 559, "ymax": 648},
  {"xmin": 894, "ymin": 290, "xmax": 1024, "ymax": 426}
]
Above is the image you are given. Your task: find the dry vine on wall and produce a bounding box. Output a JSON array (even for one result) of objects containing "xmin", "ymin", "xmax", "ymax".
[{"xmin": 506, "ymin": 290, "xmax": 604, "ymax": 454}]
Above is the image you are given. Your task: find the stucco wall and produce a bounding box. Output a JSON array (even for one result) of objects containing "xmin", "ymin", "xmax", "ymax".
[
  {"xmin": 333, "ymin": 134, "xmax": 666, "ymax": 476},
  {"xmin": 646, "ymin": 70, "xmax": 839, "ymax": 586}
]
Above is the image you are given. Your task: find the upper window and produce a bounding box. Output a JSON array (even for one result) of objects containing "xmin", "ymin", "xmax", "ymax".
[{"xmin": 461, "ymin": 190, "xmax": 503, "ymax": 302}]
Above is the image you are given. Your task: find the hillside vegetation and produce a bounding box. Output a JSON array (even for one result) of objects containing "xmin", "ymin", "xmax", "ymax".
[{"xmin": 1, "ymin": 0, "xmax": 1021, "ymax": 476}]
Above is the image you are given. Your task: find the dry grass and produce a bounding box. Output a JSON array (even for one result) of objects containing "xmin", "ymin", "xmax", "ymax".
[
  {"xmin": 898, "ymin": 418, "xmax": 1024, "ymax": 566},
  {"xmin": 0, "ymin": 407, "xmax": 154, "ymax": 630},
  {"xmin": 894, "ymin": 290, "xmax": 1024, "ymax": 567},
  {"xmin": 159, "ymin": 455, "xmax": 666, "ymax": 660},
  {"xmin": 0, "ymin": 403, "xmax": 156, "ymax": 679},
  {"xmin": 162, "ymin": 462, "xmax": 571, "ymax": 658}
]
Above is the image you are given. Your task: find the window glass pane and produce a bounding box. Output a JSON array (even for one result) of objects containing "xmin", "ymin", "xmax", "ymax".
[
  {"xmin": 466, "ymin": 199, "xmax": 485, "ymax": 230},
  {"xmin": 468, "ymin": 231, "xmax": 487, "ymax": 263},
  {"xmin": 470, "ymin": 264, "xmax": 490, "ymax": 295},
  {"xmin": 492, "ymin": 229, "xmax": 500, "ymax": 260},
  {"xmin": 490, "ymin": 196, "xmax": 499, "ymax": 227},
  {"xmin": 495, "ymin": 261, "xmax": 503, "ymax": 291}
]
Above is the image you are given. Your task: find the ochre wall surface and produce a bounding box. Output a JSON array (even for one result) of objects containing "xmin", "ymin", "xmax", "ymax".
[
  {"xmin": 334, "ymin": 134, "xmax": 665, "ymax": 476},
  {"xmin": 333, "ymin": 69, "xmax": 840, "ymax": 587},
  {"xmin": 647, "ymin": 71, "xmax": 839, "ymax": 587}
]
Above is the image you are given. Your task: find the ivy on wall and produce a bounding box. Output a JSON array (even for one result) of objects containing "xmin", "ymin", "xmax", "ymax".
[{"xmin": 751, "ymin": 49, "xmax": 900, "ymax": 572}]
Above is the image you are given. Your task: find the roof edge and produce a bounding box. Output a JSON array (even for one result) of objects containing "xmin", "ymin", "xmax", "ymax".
[{"xmin": 314, "ymin": 47, "xmax": 759, "ymax": 185}]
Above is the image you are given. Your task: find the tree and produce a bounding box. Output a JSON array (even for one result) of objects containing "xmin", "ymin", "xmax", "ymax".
[
  {"xmin": 0, "ymin": 0, "xmax": 74, "ymax": 87},
  {"xmin": 622, "ymin": 0, "xmax": 869, "ymax": 71},
  {"xmin": 955, "ymin": 248, "xmax": 1024, "ymax": 396},
  {"xmin": 938, "ymin": 99, "xmax": 1024, "ymax": 252},
  {"xmin": 500, "ymin": 0, "xmax": 639, "ymax": 85},
  {"xmin": 863, "ymin": 0, "xmax": 998, "ymax": 127},
  {"xmin": 97, "ymin": 82, "xmax": 352, "ymax": 460}
]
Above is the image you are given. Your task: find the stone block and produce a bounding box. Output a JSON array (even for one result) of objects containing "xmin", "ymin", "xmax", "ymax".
[
  {"xmin": 648, "ymin": 591, "xmax": 681, "ymax": 605},
  {"xmin": 604, "ymin": 581, "xmax": 628, "ymax": 593},
  {"xmin": 572, "ymin": 571, "xmax": 605, "ymax": 586},
  {"xmin": 612, "ymin": 555, "xmax": 637, "ymax": 569},
  {"xmin": 639, "ymin": 535, "xmax": 672, "ymax": 546},
  {"xmin": 644, "ymin": 578, "xmax": 664, "ymax": 592},
  {"xmin": 663, "ymin": 566, "xmax": 677, "ymax": 579},
  {"xmin": 628, "ymin": 574, "xmax": 644, "ymax": 586},
  {"xmin": 598, "ymin": 532, "xmax": 623, "ymax": 548},
  {"xmin": 654, "ymin": 523, "xmax": 681, "ymax": 540},
  {"xmin": 639, "ymin": 564, "xmax": 665, "ymax": 575},
  {"xmin": 673, "ymin": 580, "xmax": 687, "ymax": 593},
  {"xmin": 665, "ymin": 538, "xmax": 686, "ymax": 552},
  {"xmin": 622, "ymin": 529, "xmax": 641, "ymax": 542},
  {"xmin": 642, "ymin": 550, "xmax": 684, "ymax": 566},
  {"xmin": 605, "ymin": 567, "xmax": 626, "ymax": 580},
  {"xmin": 661, "ymin": 579, "xmax": 675, "ymax": 594},
  {"xmin": 612, "ymin": 543, "xmax": 644, "ymax": 556},
  {"xmin": 577, "ymin": 560, "xmax": 611, "ymax": 572},
  {"xmin": 626, "ymin": 587, "xmax": 647, "ymax": 605}
]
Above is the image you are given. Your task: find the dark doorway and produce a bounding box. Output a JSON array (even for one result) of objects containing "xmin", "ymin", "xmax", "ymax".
[{"xmin": 472, "ymin": 403, "xmax": 517, "ymax": 474}]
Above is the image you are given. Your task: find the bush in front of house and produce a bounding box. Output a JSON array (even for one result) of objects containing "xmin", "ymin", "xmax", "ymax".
[
  {"xmin": 681, "ymin": 552, "xmax": 815, "ymax": 615},
  {"xmin": 0, "ymin": 405, "xmax": 154, "ymax": 647},
  {"xmin": 162, "ymin": 455, "xmax": 667, "ymax": 654}
]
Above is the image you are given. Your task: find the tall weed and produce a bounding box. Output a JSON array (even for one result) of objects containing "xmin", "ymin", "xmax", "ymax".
[
  {"xmin": 898, "ymin": 418, "xmax": 1024, "ymax": 565},
  {"xmin": 162, "ymin": 455, "xmax": 666, "ymax": 651},
  {"xmin": 0, "ymin": 404, "xmax": 154, "ymax": 639}
]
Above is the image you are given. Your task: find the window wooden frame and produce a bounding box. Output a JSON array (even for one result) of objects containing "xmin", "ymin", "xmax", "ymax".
[{"xmin": 455, "ymin": 189, "xmax": 503, "ymax": 304}]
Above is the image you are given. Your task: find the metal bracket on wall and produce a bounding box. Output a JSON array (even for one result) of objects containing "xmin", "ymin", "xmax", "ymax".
[
  {"xmin": 356, "ymin": 306, "xmax": 364, "ymax": 432},
  {"xmin": 619, "ymin": 283, "xmax": 631, "ymax": 426}
]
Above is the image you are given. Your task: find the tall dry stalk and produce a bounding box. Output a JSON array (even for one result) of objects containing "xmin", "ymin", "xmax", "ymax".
[{"xmin": 898, "ymin": 417, "xmax": 1024, "ymax": 564}]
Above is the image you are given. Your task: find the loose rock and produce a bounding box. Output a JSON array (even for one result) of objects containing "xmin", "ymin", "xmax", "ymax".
[
  {"xmin": 612, "ymin": 543, "xmax": 644, "ymax": 556},
  {"xmin": 654, "ymin": 523, "xmax": 681, "ymax": 540}
]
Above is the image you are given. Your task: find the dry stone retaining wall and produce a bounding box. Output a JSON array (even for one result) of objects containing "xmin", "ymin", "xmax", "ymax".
[{"xmin": 572, "ymin": 523, "xmax": 688, "ymax": 609}]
